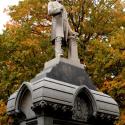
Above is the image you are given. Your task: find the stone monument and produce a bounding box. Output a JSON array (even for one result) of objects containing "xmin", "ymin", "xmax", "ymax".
[
  {"xmin": 48, "ymin": 0, "xmax": 79, "ymax": 60},
  {"xmin": 7, "ymin": 0, "xmax": 119, "ymax": 125}
]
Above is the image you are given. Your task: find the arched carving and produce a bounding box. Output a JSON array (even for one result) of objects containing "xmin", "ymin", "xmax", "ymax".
[
  {"xmin": 15, "ymin": 82, "xmax": 35, "ymax": 119},
  {"xmin": 72, "ymin": 85, "xmax": 97, "ymax": 122}
]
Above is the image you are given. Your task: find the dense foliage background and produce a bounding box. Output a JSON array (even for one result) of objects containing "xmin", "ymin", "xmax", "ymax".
[{"xmin": 0, "ymin": 0, "xmax": 125, "ymax": 124}]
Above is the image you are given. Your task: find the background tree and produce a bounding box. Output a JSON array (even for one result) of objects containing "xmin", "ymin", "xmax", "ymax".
[{"xmin": 0, "ymin": 0, "xmax": 125, "ymax": 124}]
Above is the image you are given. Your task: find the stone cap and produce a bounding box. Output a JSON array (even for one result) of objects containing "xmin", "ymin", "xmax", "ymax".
[
  {"xmin": 73, "ymin": 85, "xmax": 119, "ymax": 122},
  {"xmin": 7, "ymin": 91, "xmax": 18, "ymax": 115},
  {"xmin": 31, "ymin": 58, "xmax": 97, "ymax": 90},
  {"xmin": 44, "ymin": 58, "xmax": 82, "ymax": 69},
  {"xmin": 7, "ymin": 79, "xmax": 119, "ymax": 123},
  {"xmin": 7, "ymin": 78, "xmax": 78, "ymax": 116}
]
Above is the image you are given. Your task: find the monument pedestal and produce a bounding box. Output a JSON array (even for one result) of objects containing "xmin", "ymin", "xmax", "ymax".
[
  {"xmin": 31, "ymin": 58, "xmax": 96, "ymax": 90},
  {"xmin": 7, "ymin": 58, "xmax": 119, "ymax": 125}
]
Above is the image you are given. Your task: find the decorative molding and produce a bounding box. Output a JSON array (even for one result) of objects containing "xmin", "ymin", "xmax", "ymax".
[
  {"xmin": 32, "ymin": 101, "xmax": 72, "ymax": 115},
  {"xmin": 72, "ymin": 96, "xmax": 90, "ymax": 122},
  {"xmin": 95, "ymin": 112, "xmax": 119, "ymax": 121}
]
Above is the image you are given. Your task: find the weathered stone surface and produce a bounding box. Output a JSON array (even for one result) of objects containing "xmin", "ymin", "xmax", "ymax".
[
  {"xmin": 7, "ymin": 58, "xmax": 120, "ymax": 125},
  {"xmin": 73, "ymin": 86, "xmax": 119, "ymax": 123},
  {"xmin": 7, "ymin": 91, "xmax": 18, "ymax": 115},
  {"xmin": 32, "ymin": 78, "xmax": 78, "ymax": 107},
  {"xmin": 31, "ymin": 58, "xmax": 96, "ymax": 90},
  {"xmin": 7, "ymin": 77, "xmax": 119, "ymax": 125}
]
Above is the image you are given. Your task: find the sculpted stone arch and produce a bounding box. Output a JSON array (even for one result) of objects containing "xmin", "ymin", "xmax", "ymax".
[
  {"xmin": 73, "ymin": 85, "xmax": 97, "ymax": 122},
  {"xmin": 15, "ymin": 82, "xmax": 35, "ymax": 119}
]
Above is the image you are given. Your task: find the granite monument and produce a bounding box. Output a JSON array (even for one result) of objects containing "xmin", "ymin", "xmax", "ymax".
[{"xmin": 7, "ymin": 0, "xmax": 119, "ymax": 125}]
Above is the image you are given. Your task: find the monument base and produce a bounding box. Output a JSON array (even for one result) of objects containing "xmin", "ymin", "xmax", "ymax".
[
  {"xmin": 7, "ymin": 58, "xmax": 119, "ymax": 125},
  {"xmin": 31, "ymin": 58, "xmax": 96, "ymax": 90}
]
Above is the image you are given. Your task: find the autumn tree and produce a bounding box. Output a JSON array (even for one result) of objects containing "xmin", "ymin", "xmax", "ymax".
[
  {"xmin": 0, "ymin": 0, "xmax": 125, "ymax": 124},
  {"xmin": 0, "ymin": 1, "xmax": 53, "ymax": 124}
]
